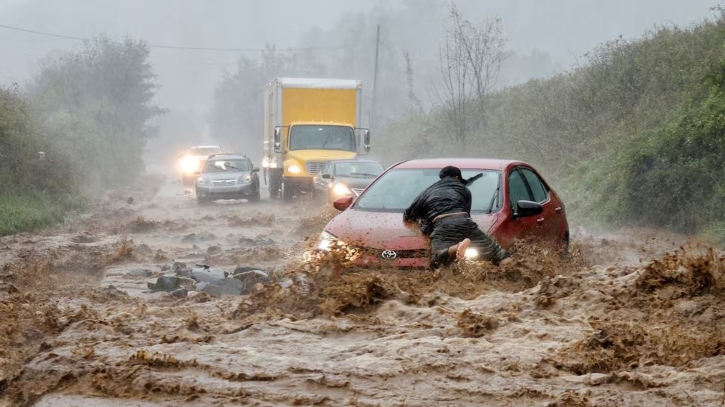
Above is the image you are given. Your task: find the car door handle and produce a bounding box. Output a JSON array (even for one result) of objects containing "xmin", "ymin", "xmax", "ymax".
[
  {"xmin": 537, "ymin": 217, "xmax": 545, "ymax": 223},
  {"xmin": 555, "ymin": 206, "xmax": 562, "ymax": 214}
]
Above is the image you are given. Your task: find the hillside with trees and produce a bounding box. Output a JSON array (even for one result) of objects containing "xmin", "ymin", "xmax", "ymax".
[{"xmin": 371, "ymin": 6, "xmax": 725, "ymax": 240}]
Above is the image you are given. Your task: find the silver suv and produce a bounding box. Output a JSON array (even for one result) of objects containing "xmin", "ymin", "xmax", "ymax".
[{"xmin": 195, "ymin": 154, "xmax": 261, "ymax": 204}]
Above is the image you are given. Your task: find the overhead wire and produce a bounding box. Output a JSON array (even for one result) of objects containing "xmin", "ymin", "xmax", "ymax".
[{"xmin": 0, "ymin": 23, "xmax": 340, "ymax": 52}]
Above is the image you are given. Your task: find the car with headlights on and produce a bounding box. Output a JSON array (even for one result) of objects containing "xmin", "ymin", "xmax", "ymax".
[
  {"xmin": 317, "ymin": 158, "xmax": 569, "ymax": 268},
  {"xmin": 313, "ymin": 159, "xmax": 385, "ymax": 201},
  {"xmin": 179, "ymin": 145, "xmax": 223, "ymax": 187},
  {"xmin": 195, "ymin": 154, "xmax": 260, "ymax": 204}
]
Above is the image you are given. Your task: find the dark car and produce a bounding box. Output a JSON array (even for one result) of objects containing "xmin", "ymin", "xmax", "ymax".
[
  {"xmin": 317, "ymin": 158, "xmax": 569, "ymax": 268},
  {"xmin": 313, "ymin": 159, "xmax": 385, "ymax": 202},
  {"xmin": 195, "ymin": 154, "xmax": 261, "ymax": 204}
]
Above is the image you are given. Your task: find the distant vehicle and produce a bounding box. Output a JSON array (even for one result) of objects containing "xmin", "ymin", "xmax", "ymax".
[
  {"xmin": 179, "ymin": 145, "xmax": 222, "ymax": 187},
  {"xmin": 317, "ymin": 158, "xmax": 569, "ymax": 268},
  {"xmin": 195, "ymin": 154, "xmax": 261, "ymax": 204},
  {"xmin": 313, "ymin": 159, "xmax": 385, "ymax": 202},
  {"xmin": 262, "ymin": 78, "xmax": 371, "ymax": 202}
]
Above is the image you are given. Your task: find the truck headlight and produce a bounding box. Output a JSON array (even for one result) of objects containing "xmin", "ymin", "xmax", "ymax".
[
  {"xmin": 288, "ymin": 165, "xmax": 301, "ymax": 174},
  {"xmin": 332, "ymin": 183, "xmax": 352, "ymax": 196}
]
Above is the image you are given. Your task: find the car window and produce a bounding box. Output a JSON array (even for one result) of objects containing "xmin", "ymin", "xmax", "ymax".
[
  {"xmin": 334, "ymin": 162, "xmax": 384, "ymax": 178},
  {"xmin": 508, "ymin": 169, "xmax": 532, "ymax": 209},
  {"xmin": 355, "ymin": 168, "xmax": 501, "ymax": 212},
  {"xmin": 520, "ymin": 168, "xmax": 548, "ymax": 203},
  {"xmin": 202, "ymin": 159, "xmax": 250, "ymax": 173}
]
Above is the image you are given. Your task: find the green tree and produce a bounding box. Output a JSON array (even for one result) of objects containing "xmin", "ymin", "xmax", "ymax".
[{"xmin": 28, "ymin": 35, "xmax": 164, "ymax": 191}]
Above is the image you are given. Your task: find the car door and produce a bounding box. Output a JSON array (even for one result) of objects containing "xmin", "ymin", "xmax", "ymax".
[
  {"xmin": 501, "ymin": 167, "xmax": 542, "ymax": 244},
  {"xmin": 315, "ymin": 162, "xmax": 331, "ymax": 193},
  {"xmin": 519, "ymin": 166, "xmax": 562, "ymax": 245},
  {"xmin": 247, "ymin": 158, "xmax": 258, "ymax": 186}
]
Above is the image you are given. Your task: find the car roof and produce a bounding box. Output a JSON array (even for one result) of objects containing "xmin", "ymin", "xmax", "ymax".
[
  {"xmin": 190, "ymin": 145, "xmax": 221, "ymax": 149},
  {"xmin": 392, "ymin": 158, "xmax": 524, "ymax": 171},
  {"xmin": 207, "ymin": 153, "xmax": 248, "ymax": 160}
]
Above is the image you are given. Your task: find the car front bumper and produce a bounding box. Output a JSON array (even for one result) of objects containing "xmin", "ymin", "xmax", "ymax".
[
  {"xmin": 196, "ymin": 183, "xmax": 254, "ymax": 198},
  {"xmin": 319, "ymin": 245, "xmax": 430, "ymax": 269}
]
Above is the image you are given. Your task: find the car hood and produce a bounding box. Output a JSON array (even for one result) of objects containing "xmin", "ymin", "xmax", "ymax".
[
  {"xmin": 325, "ymin": 209, "xmax": 498, "ymax": 250},
  {"xmin": 199, "ymin": 171, "xmax": 250, "ymax": 181},
  {"xmin": 332, "ymin": 176, "xmax": 377, "ymax": 189}
]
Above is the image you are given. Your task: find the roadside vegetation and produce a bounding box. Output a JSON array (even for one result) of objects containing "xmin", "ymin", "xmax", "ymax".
[
  {"xmin": 0, "ymin": 36, "xmax": 163, "ymax": 235},
  {"xmin": 372, "ymin": 5, "xmax": 725, "ymax": 241},
  {"xmin": 0, "ymin": 87, "xmax": 80, "ymax": 235}
]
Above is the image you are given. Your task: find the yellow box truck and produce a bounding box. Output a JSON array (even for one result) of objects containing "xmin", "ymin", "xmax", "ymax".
[{"xmin": 262, "ymin": 78, "xmax": 370, "ymax": 201}]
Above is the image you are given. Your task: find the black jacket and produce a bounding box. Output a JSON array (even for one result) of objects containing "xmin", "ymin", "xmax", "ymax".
[{"xmin": 403, "ymin": 177, "xmax": 472, "ymax": 235}]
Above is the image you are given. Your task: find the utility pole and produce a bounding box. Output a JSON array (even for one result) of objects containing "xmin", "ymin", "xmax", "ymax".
[{"xmin": 371, "ymin": 24, "xmax": 381, "ymax": 132}]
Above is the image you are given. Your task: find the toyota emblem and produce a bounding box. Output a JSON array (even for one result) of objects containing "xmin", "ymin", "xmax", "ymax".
[{"xmin": 381, "ymin": 250, "xmax": 397, "ymax": 260}]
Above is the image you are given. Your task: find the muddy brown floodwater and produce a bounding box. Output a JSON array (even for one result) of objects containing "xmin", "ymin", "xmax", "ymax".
[{"xmin": 2, "ymin": 173, "xmax": 725, "ymax": 407}]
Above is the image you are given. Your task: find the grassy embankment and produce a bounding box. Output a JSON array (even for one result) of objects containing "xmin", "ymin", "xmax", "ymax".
[{"xmin": 377, "ymin": 11, "xmax": 725, "ymax": 243}]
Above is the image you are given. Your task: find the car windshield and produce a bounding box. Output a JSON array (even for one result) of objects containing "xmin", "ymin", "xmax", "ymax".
[
  {"xmin": 189, "ymin": 147, "xmax": 220, "ymax": 156},
  {"xmin": 202, "ymin": 159, "xmax": 250, "ymax": 173},
  {"xmin": 355, "ymin": 168, "xmax": 501, "ymax": 212},
  {"xmin": 289, "ymin": 125, "xmax": 356, "ymax": 152},
  {"xmin": 335, "ymin": 162, "xmax": 384, "ymax": 177}
]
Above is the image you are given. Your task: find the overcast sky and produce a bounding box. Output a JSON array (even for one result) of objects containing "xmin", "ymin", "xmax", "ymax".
[{"xmin": 0, "ymin": 0, "xmax": 720, "ymax": 127}]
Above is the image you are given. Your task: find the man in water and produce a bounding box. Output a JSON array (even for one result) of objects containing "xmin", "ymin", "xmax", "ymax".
[{"xmin": 403, "ymin": 166, "xmax": 511, "ymax": 269}]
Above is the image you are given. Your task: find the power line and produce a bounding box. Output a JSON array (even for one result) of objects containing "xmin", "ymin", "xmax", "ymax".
[{"xmin": 0, "ymin": 23, "xmax": 339, "ymax": 52}]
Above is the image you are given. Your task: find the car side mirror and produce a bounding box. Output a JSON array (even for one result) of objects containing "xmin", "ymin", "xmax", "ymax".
[
  {"xmin": 321, "ymin": 173, "xmax": 331, "ymax": 179},
  {"xmin": 514, "ymin": 200, "xmax": 543, "ymax": 218},
  {"xmin": 252, "ymin": 168, "xmax": 260, "ymax": 173},
  {"xmin": 273, "ymin": 127, "xmax": 282, "ymax": 153},
  {"xmin": 333, "ymin": 196, "xmax": 353, "ymax": 211},
  {"xmin": 363, "ymin": 129, "xmax": 371, "ymax": 153}
]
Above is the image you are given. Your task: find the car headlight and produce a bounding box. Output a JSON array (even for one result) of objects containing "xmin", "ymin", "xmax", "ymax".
[
  {"xmin": 239, "ymin": 174, "xmax": 252, "ymax": 183},
  {"xmin": 197, "ymin": 178, "xmax": 206, "ymax": 185},
  {"xmin": 288, "ymin": 165, "xmax": 301, "ymax": 174},
  {"xmin": 464, "ymin": 248, "xmax": 479, "ymax": 259},
  {"xmin": 180, "ymin": 157, "xmax": 198, "ymax": 173},
  {"xmin": 332, "ymin": 183, "xmax": 352, "ymax": 196},
  {"xmin": 318, "ymin": 231, "xmax": 341, "ymax": 251}
]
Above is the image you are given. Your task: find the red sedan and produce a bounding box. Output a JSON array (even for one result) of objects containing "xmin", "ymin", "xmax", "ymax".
[{"xmin": 317, "ymin": 158, "xmax": 569, "ymax": 268}]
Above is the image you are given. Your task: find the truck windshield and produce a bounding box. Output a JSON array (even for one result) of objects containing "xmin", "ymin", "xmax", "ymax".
[{"xmin": 289, "ymin": 125, "xmax": 356, "ymax": 152}]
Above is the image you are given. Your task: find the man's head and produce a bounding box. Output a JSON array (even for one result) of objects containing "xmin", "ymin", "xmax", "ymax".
[{"xmin": 439, "ymin": 165, "xmax": 469, "ymax": 183}]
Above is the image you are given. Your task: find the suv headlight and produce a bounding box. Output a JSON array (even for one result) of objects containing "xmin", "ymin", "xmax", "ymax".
[
  {"xmin": 318, "ymin": 231, "xmax": 341, "ymax": 251},
  {"xmin": 180, "ymin": 157, "xmax": 198, "ymax": 173},
  {"xmin": 239, "ymin": 174, "xmax": 252, "ymax": 183},
  {"xmin": 197, "ymin": 178, "xmax": 206, "ymax": 185}
]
